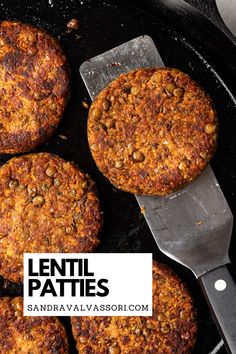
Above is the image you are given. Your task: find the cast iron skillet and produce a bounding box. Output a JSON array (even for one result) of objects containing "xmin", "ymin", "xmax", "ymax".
[{"xmin": 0, "ymin": 0, "xmax": 236, "ymax": 353}]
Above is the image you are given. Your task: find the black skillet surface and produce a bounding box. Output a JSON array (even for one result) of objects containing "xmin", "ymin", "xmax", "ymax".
[{"xmin": 0, "ymin": 0, "xmax": 236, "ymax": 353}]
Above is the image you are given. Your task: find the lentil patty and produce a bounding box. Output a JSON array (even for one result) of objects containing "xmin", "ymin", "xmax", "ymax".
[
  {"xmin": 0, "ymin": 153, "xmax": 102, "ymax": 283},
  {"xmin": 88, "ymin": 68, "xmax": 217, "ymax": 195},
  {"xmin": 71, "ymin": 261, "xmax": 197, "ymax": 354},
  {"xmin": 0, "ymin": 20, "xmax": 70, "ymax": 154},
  {"xmin": 0, "ymin": 297, "xmax": 69, "ymax": 353}
]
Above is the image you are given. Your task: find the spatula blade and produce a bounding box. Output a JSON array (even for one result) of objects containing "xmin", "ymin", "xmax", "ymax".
[{"xmin": 80, "ymin": 35, "xmax": 233, "ymax": 278}]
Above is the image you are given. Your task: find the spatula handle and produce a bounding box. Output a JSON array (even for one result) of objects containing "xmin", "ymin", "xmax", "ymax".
[{"xmin": 199, "ymin": 265, "xmax": 236, "ymax": 354}]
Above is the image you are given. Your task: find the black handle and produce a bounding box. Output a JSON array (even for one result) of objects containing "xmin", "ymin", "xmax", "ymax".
[{"xmin": 199, "ymin": 265, "xmax": 236, "ymax": 354}]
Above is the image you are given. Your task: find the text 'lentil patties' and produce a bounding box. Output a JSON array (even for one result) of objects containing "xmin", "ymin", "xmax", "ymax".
[
  {"xmin": 88, "ymin": 68, "xmax": 217, "ymax": 195},
  {"xmin": 71, "ymin": 261, "xmax": 197, "ymax": 354},
  {"xmin": 0, "ymin": 153, "xmax": 102, "ymax": 283},
  {"xmin": 0, "ymin": 297, "xmax": 69, "ymax": 353},
  {"xmin": 0, "ymin": 20, "xmax": 70, "ymax": 154}
]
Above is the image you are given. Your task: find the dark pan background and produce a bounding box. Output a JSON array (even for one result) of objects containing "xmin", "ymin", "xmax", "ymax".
[{"xmin": 1, "ymin": 0, "xmax": 236, "ymax": 353}]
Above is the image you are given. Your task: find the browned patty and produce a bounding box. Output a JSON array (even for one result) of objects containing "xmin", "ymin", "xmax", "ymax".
[
  {"xmin": 0, "ymin": 297, "xmax": 69, "ymax": 353},
  {"xmin": 0, "ymin": 20, "xmax": 70, "ymax": 154},
  {"xmin": 88, "ymin": 68, "xmax": 217, "ymax": 195},
  {"xmin": 71, "ymin": 261, "xmax": 197, "ymax": 354},
  {"xmin": 0, "ymin": 152, "xmax": 102, "ymax": 283}
]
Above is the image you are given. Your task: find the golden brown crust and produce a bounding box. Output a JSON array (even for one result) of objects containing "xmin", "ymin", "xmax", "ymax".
[
  {"xmin": 0, "ymin": 20, "xmax": 70, "ymax": 154},
  {"xmin": 0, "ymin": 152, "xmax": 102, "ymax": 283},
  {"xmin": 0, "ymin": 297, "xmax": 69, "ymax": 353},
  {"xmin": 71, "ymin": 261, "xmax": 197, "ymax": 354},
  {"xmin": 88, "ymin": 68, "xmax": 217, "ymax": 195}
]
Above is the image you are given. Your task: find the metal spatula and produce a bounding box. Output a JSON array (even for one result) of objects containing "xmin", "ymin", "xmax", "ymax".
[{"xmin": 80, "ymin": 35, "xmax": 236, "ymax": 353}]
